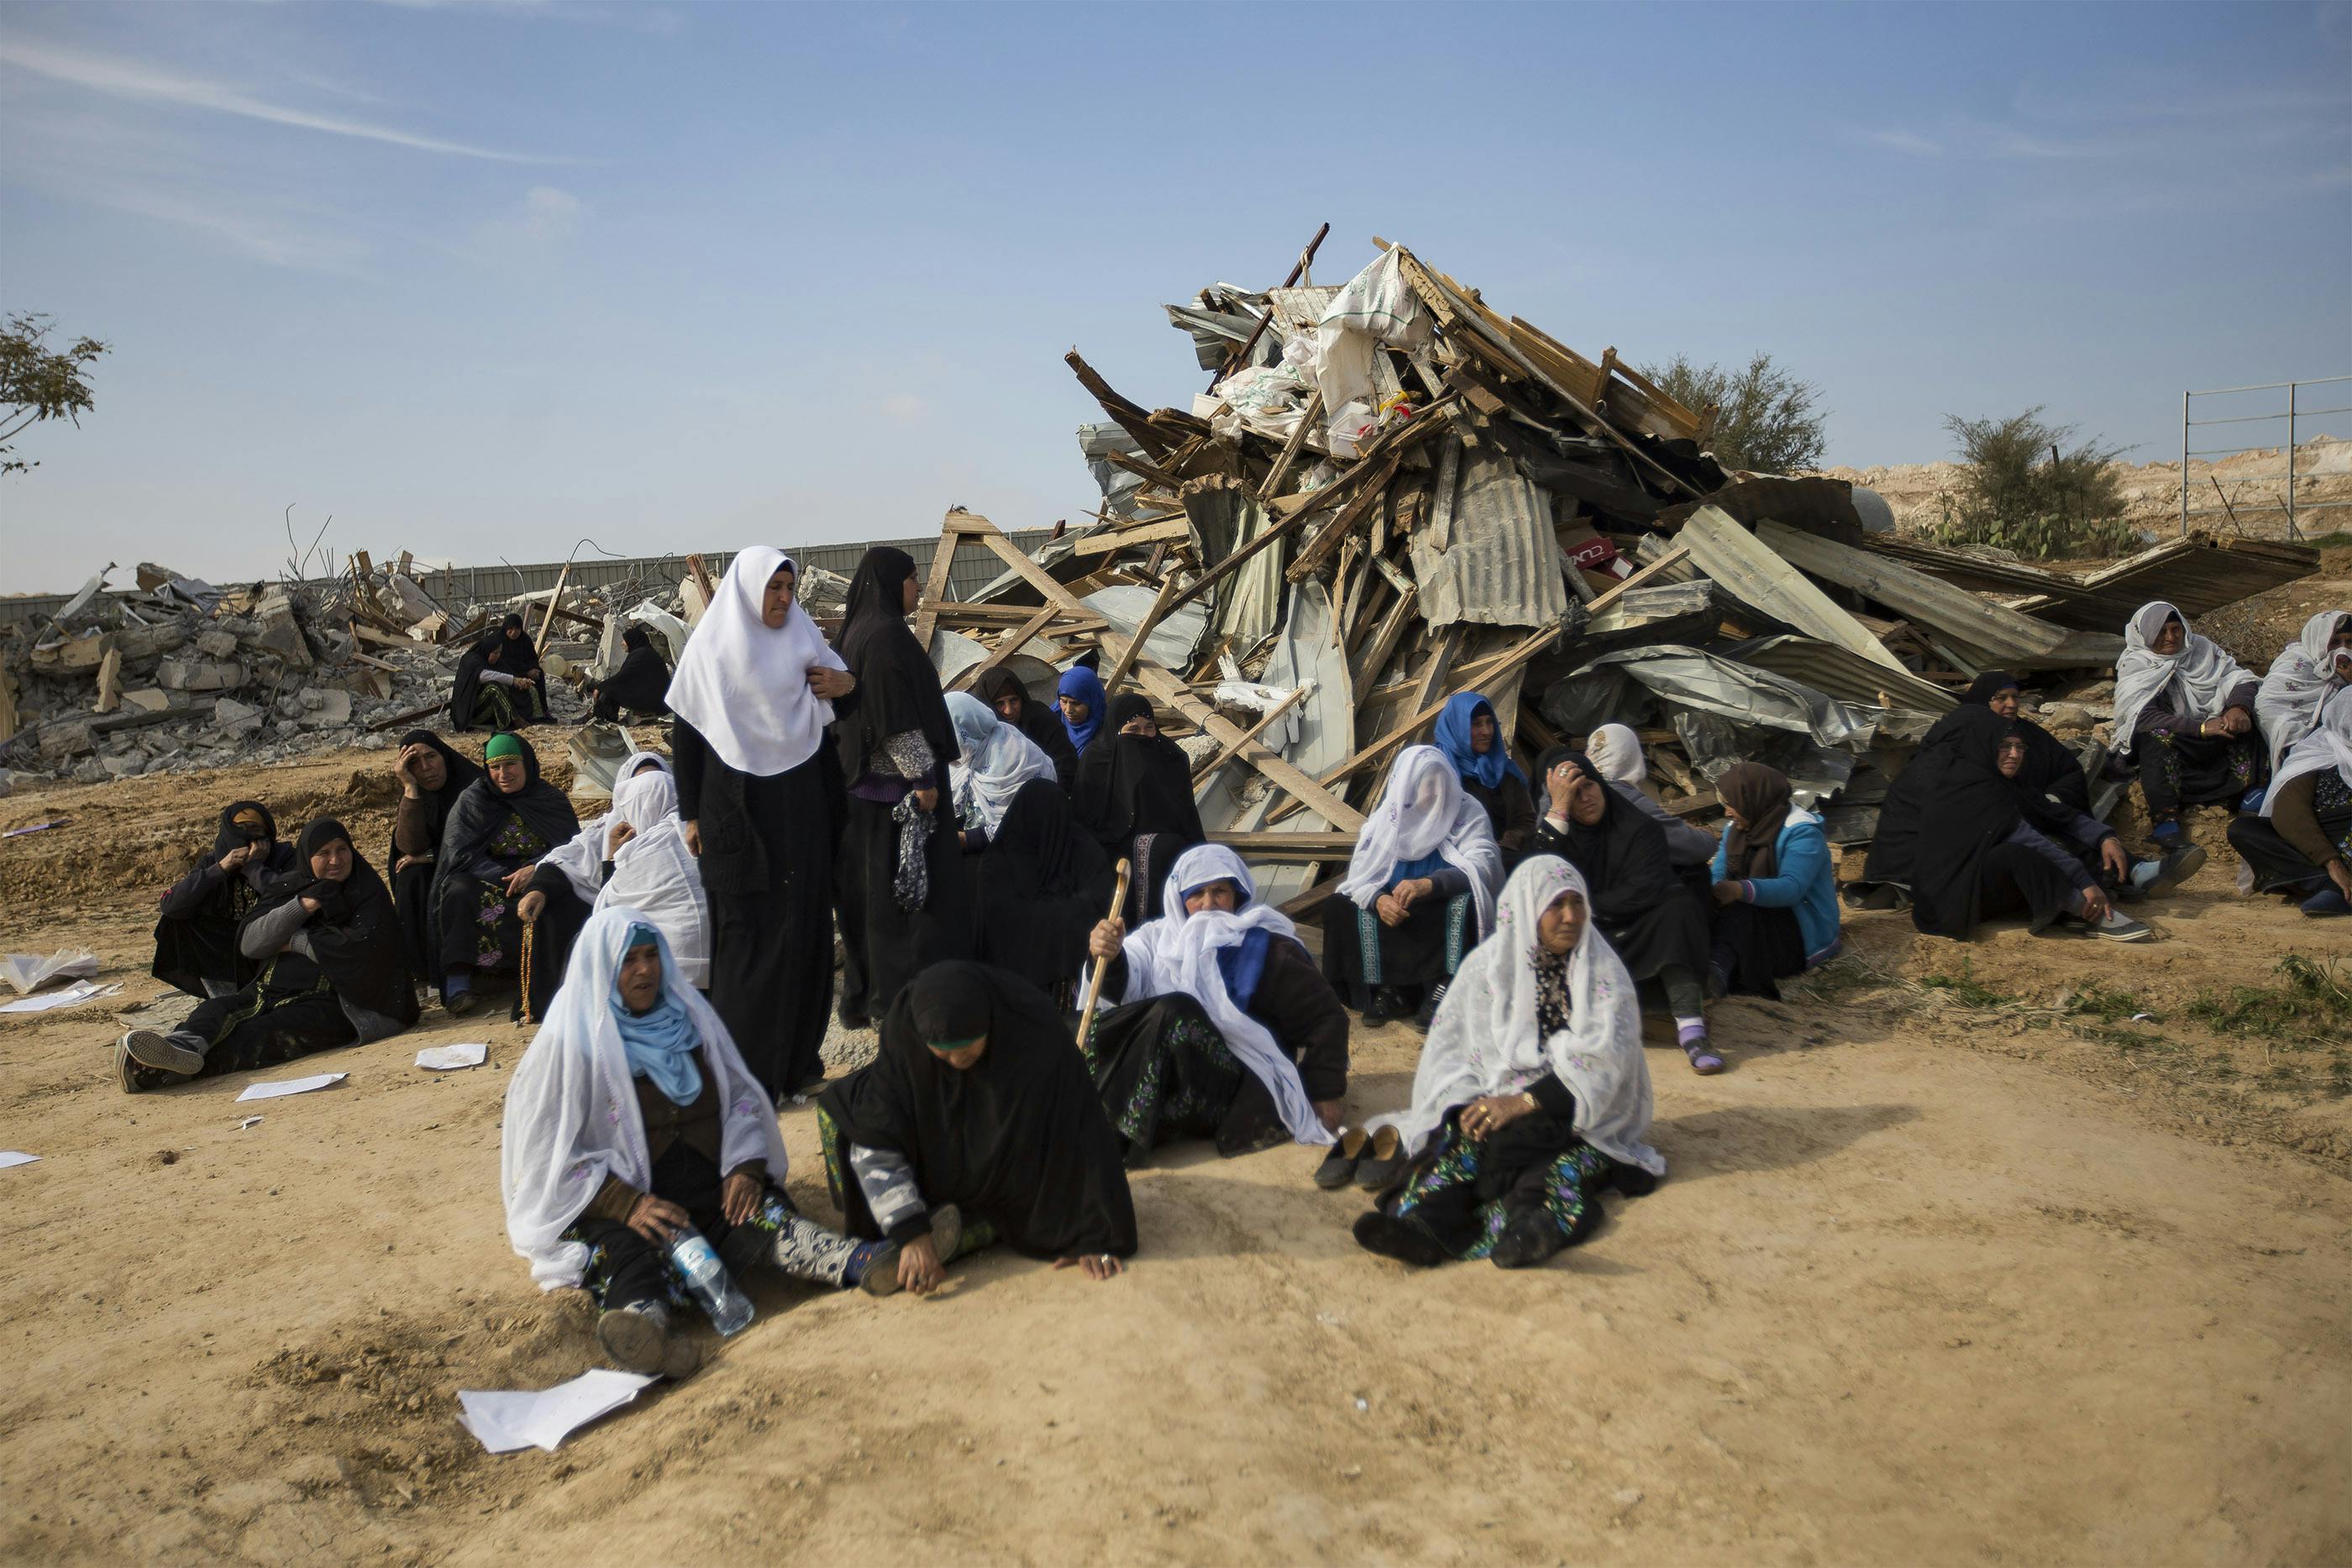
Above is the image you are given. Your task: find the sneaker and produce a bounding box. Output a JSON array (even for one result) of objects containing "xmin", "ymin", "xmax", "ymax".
[
  {"xmin": 2300, "ymin": 887, "xmax": 2350, "ymax": 919},
  {"xmin": 2150, "ymin": 818, "xmax": 2184, "ymax": 850},
  {"xmin": 444, "ymin": 989, "xmax": 485, "ymax": 1020},
  {"xmin": 121, "ymin": 1027, "xmax": 203, "ymax": 1076},
  {"xmin": 859, "ymin": 1204, "xmax": 965, "ymax": 1298},
  {"xmin": 2239, "ymin": 784, "xmax": 2269, "ymax": 813},
  {"xmin": 596, "ymin": 1302, "xmax": 699, "ymax": 1379},
  {"xmin": 1413, "ymin": 981, "xmax": 1449, "ymax": 1029},
  {"xmin": 115, "ymin": 1036, "xmax": 172, "ymax": 1094},
  {"xmin": 2095, "ymin": 909, "xmax": 2156, "ymax": 942},
  {"xmin": 2140, "ymin": 843, "xmax": 2208, "ymax": 896}
]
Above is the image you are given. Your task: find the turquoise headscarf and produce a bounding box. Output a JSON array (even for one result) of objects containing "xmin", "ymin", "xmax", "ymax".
[{"xmin": 611, "ymin": 922, "xmax": 703, "ymax": 1105}]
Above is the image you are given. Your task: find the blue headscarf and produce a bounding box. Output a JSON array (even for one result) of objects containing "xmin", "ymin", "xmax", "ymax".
[
  {"xmin": 1434, "ymin": 691, "xmax": 1525, "ymax": 791},
  {"xmin": 611, "ymin": 922, "xmax": 704, "ymax": 1106},
  {"xmin": 1058, "ymin": 665, "xmax": 1107, "ymax": 753},
  {"xmin": 1177, "ymin": 866, "xmax": 1274, "ymax": 1010}
]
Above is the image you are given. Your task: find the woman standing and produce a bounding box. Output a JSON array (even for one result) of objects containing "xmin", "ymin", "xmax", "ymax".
[
  {"xmin": 1073, "ymin": 692, "xmax": 1206, "ymax": 924},
  {"xmin": 1352, "ymin": 857, "xmax": 1664, "ymax": 1272},
  {"xmin": 975, "ymin": 779, "xmax": 1113, "ymax": 1001},
  {"xmin": 976, "ymin": 668, "xmax": 1079, "ymax": 790},
  {"xmin": 832, "ymin": 547, "xmax": 974, "ymax": 1031},
  {"xmin": 386, "ymin": 731, "xmax": 482, "ymax": 989},
  {"xmin": 667, "ymin": 548, "xmax": 850, "ymax": 1100},
  {"xmin": 2113, "ymin": 601, "xmax": 2268, "ymax": 848},
  {"xmin": 429, "ymin": 732, "xmax": 579, "ymax": 1017},
  {"xmin": 1435, "ymin": 692, "xmax": 1535, "ymax": 866}
]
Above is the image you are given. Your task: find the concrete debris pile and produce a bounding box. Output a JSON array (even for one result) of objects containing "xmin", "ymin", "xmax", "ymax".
[
  {"xmin": 0, "ymin": 550, "xmax": 714, "ymax": 789},
  {"xmin": 936, "ymin": 232, "xmax": 2323, "ymax": 900}
]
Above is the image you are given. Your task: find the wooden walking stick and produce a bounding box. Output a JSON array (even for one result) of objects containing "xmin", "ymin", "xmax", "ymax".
[{"xmin": 1074, "ymin": 857, "xmax": 1132, "ymax": 1057}]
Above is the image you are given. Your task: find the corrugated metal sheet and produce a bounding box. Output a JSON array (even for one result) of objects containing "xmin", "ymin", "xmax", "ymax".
[
  {"xmin": 0, "ymin": 532, "xmax": 1052, "ymax": 629},
  {"xmin": 1408, "ymin": 441, "xmax": 1572, "ymax": 630},
  {"xmin": 1721, "ymin": 635, "xmax": 1956, "ymax": 717}
]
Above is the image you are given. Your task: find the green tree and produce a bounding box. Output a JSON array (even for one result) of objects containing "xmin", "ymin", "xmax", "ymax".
[
  {"xmin": 1935, "ymin": 406, "xmax": 2133, "ymax": 559},
  {"xmin": 1638, "ymin": 351, "xmax": 1827, "ymax": 475},
  {"xmin": 1, "ymin": 312, "xmax": 108, "ymax": 477}
]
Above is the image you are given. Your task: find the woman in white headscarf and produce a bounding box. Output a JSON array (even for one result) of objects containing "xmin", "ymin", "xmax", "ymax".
[
  {"xmin": 1321, "ymin": 744, "xmax": 1504, "ymax": 1030},
  {"xmin": 2255, "ymin": 611, "xmax": 2352, "ymax": 773},
  {"xmin": 667, "ymin": 548, "xmax": 853, "ymax": 1101},
  {"xmin": 2112, "ymin": 600, "xmax": 2267, "ymax": 850},
  {"xmin": 2228, "ymin": 685, "xmax": 2352, "ymax": 918},
  {"xmin": 1352, "ymin": 856, "xmax": 1665, "ymax": 1272},
  {"xmin": 501, "ymin": 910, "xmax": 945, "ymax": 1380},
  {"xmin": 943, "ymin": 691, "xmax": 1058, "ymax": 850},
  {"xmin": 1080, "ymin": 844, "xmax": 1347, "ymax": 1163},
  {"xmin": 1584, "ymin": 721, "xmax": 1719, "ymax": 869},
  {"xmin": 518, "ymin": 753, "xmax": 710, "ymax": 1020}
]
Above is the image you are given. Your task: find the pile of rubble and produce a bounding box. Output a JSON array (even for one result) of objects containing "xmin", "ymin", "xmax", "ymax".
[
  {"xmin": 927, "ymin": 233, "xmax": 2323, "ymax": 901},
  {"xmin": 0, "ymin": 552, "xmax": 711, "ymax": 793}
]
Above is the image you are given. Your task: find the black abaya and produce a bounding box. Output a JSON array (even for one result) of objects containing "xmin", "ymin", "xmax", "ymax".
[
  {"xmin": 818, "ymin": 962, "xmax": 1137, "ymax": 1259},
  {"xmin": 1532, "ymin": 752, "xmax": 1709, "ymax": 985},
  {"xmin": 426, "ymin": 736, "xmax": 580, "ymax": 1001},
  {"xmin": 1073, "ymin": 694, "xmax": 1205, "ymax": 923},
  {"xmin": 591, "ymin": 632, "xmax": 672, "ymax": 722},
  {"xmin": 673, "ymin": 718, "xmax": 836, "ymax": 1099},
  {"xmin": 387, "ymin": 732, "xmax": 482, "ymax": 986},
  {"xmin": 1868, "ymin": 707, "xmax": 2082, "ymax": 939},
  {"xmin": 975, "ymin": 779, "xmax": 1113, "ymax": 997},
  {"xmin": 976, "ymin": 668, "xmax": 1079, "ymax": 792},
  {"xmin": 152, "ymin": 800, "xmax": 296, "ymax": 999}
]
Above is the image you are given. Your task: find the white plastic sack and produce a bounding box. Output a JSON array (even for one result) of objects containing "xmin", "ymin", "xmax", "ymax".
[
  {"xmin": 1312, "ymin": 251, "xmax": 1432, "ymax": 421},
  {"xmin": 1, "ymin": 949, "xmax": 99, "ymax": 997},
  {"xmin": 1325, "ymin": 401, "xmax": 1377, "ymax": 460}
]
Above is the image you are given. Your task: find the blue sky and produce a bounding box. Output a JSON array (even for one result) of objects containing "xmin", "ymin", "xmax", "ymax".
[{"xmin": 3, "ymin": 0, "xmax": 2347, "ymax": 594}]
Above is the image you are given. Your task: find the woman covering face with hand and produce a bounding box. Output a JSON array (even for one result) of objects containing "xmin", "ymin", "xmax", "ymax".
[
  {"xmin": 386, "ymin": 731, "xmax": 484, "ymax": 986},
  {"xmin": 150, "ymin": 800, "xmax": 298, "ymax": 1001}
]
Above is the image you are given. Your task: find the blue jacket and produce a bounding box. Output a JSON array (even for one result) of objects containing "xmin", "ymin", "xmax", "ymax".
[{"xmin": 1711, "ymin": 810, "xmax": 1842, "ymax": 967}]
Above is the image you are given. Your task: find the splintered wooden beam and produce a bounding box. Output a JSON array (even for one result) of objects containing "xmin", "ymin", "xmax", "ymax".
[
  {"xmin": 1071, "ymin": 517, "xmax": 1190, "ymax": 558},
  {"xmin": 1256, "ymin": 390, "xmax": 1324, "ymax": 502},
  {"xmin": 911, "ymin": 511, "xmax": 969, "ymax": 648},
  {"xmin": 1065, "ymin": 349, "xmax": 1173, "ymax": 459},
  {"xmin": 1287, "ymin": 452, "xmax": 1401, "ymax": 583},
  {"xmin": 1210, "ymin": 831, "xmax": 1358, "ymax": 860},
  {"xmin": 952, "ymin": 603, "xmax": 1063, "ymax": 693}
]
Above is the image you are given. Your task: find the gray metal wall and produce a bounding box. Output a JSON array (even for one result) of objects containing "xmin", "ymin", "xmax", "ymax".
[{"xmin": 0, "ymin": 531, "xmax": 1055, "ymax": 630}]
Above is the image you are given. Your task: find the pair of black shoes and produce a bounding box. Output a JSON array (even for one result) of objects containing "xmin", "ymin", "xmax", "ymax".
[
  {"xmin": 1352, "ymin": 1200, "xmax": 1561, "ymax": 1270},
  {"xmin": 1361, "ymin": 980, "xmax": 1448, "ymax": 1029},
  {"xmin": 1315, "ymin": 1126, "xmax": 1404, "ymax": 1190}
]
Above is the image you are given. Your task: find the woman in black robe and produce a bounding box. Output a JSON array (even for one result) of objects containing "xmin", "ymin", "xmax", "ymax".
[
  {"xmin": 667, "ymin": 547, "xmax": 851, "ymax": 1101},
  {"xmin": 831, "ymin": 547, "xmax": 974, "ymax": 1030},
  {"xmin": 1864, "ymin": 706, "xmax": 2113, "ymax": 941},
  {"xmin": 1532, "ymin": 747, "xmax": 1720, "ymax": 1074},
  {"xmin": 1961, "ymin": 671, "xmax": 2092, "ymax": 814},
  {"xmin": 974, "ymin": 779, "xmax": 1113, "ymax": 1002},
  {"xmin": 1073, "ymin": 692, "xmax": 1206, "ymax": 926},
  {"xmin": 428, "ymin": 732, "xmax": 580, "ymax": 1016},
  {"xmin": 386, "ymin": 730, "xmax": 483, "ymax": 989},
  {"xmin": 118, "ymin": 819, "xmax": 417, "ymax": 1092},
  {"xmin": 589, "ymin": 627, "xmax": 672, "ymax": 724},
  {"xmin": 976, "ymin": 667, "xmax": 1079, "ymax": 792},
  {"xmin": 449, "ymin": 616, "xmax": 550, "ymax": 732},
  {"xmin": 818, "ymin": 962, "xmax": 1136, "ymax": 1293},
  {"xmin": 151, "ymin": 800, "xmax": 297, "ymax": 999}
]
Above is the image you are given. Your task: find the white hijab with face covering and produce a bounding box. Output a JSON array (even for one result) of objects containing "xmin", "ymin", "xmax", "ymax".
[
  {"xmin": 1587, "ymin": 722, "xmax": 1646, "ymax": 785},
  {"xmin": 538, "ymin": 758, "xmax": 711, "ymax": 986},
  {"xmin": 2111, "ymin": 600, "xmax": 2254, "ymax": 758},
  {"xmin": 2256, "ymin": 610, "xmax": 2352, "ymax": 771},
  {"xmin": 1367, "ymin": 855, "xmax": 1663, "ymax": 1174},
  {"xmin": 1093, "ymin": 844, "xmax": 1333, "ymax": 1146},
  {"xmin": 664, "ymin": 546, "xmax": 847, "ymax": 777},
  {"xmin": 1336, "ymin": 744, "xmax": 1504, "ymax": 939}
]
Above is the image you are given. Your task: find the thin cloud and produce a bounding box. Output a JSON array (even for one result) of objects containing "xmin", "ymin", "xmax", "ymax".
[
  {"xmin": 0, "ymin": 36, "xmax": 559, "ymax": 162},
  {"xmin": 1864, "ymin": 128, "xmax": 1942, "ymax": 157}
]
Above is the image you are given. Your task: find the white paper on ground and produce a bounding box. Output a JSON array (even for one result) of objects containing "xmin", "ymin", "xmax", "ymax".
[
  {"xmin": 235, "ymin": 1072, "xmax": 348, "ymax": 1103},
  {"xmin": 458, "ymin": 1369, "xmax": 657, "ymax": 1454},
  {"xmin": 0, "ymin": 979, "xmax": 118, "ymax": 1014},
  {"xmin": 0, "ymin": 1151, "xmax": 39, "ymax": 1169},
  {"xmin": 0, "ymin": 947, "xmax": 99, "ymax": 994},
  {"xmin": 416, "ymin": 1042, "xmax": 489, "ymax": 1071}
]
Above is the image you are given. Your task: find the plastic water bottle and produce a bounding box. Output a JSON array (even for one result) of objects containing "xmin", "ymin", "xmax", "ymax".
[{"xmin": 667, "ymin": 1227, "xmax": 754, "ymax": 1336}]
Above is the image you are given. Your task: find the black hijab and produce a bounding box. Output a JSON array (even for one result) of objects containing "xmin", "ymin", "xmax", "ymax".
[
  {"xmin": 598, "ymin": 628, "xmax": 672, "ymax": 716},
  {"xmin": 244, "ymin": 819, "xmax": 419, "ymax": 1028},
  {"xmin": 1531, "ymin": 748, "xmax": 1683, "ymax": 925},
  {"xmin": 151, "ymin": 800, "xmax": 297, "ymax": 997},
  {"xmin": 818, "ymin": 962, "xmax": 1137, "ymax": 1259},
  {"xmin": 1866, "ymin": 705, "xmax": 2069, "ymax": 939},
  {"xmin": 390, "ymin": 730, "xmax": 484, "ymax": 867},
  {"xmin": 449, "ymin": 619, "xmax": 542, "ymax": 732},
  {"xmin": 978, "ymin": 779, "xmax": 1113, "ymax": 991},
  {"xmin": 976, "ymin": 667, "xmax": 1078, "ymax": 788},
  {"xmin": 1073, "ymin": 693, "xmax": 1205, "ymax": 855},
  {"xmin": 1961, "ymin": 669, "xmax": 2090, "ymax": 814},
  {"xmin": 834, "ymin": 546, "xmax": 959, "ymax": 784}
]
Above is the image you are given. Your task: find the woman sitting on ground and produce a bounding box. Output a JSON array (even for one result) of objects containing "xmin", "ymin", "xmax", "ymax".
[
  {"xmin": 2228, "ymin": 685, "xmax": 2352, "ymax": 919},
  {"xmin": 449, "ymin": 615, "xmax": 550, "ymax": 732},
  {"xmin": 817, "ymin": 962, "xmax": 1137, "ymax": 1295},
  {"xmin": 1436, "ymin": 692, "xmax": 1535, "ymax": 868},
  {"xmin": 1534, "ymin": 747, "xmax": 1723, "ymax": 1074},
  {"xmin": 1706, "ymin": 763, "xmax": 1845, "ymax": 997},
  {"xmin": 428, "ymin": 732, "xmax": 580, "ymax": 1018},
  {"xmin": 1352, "ymin": 856, "xmax": 1665, "ymax": 1272},
  {"xmin": 1585, "ymin": 722, "xmax": 1719, "ymax": 872},
  {"xmin": 1324, "ymin": 745, "xmax": 1504, "ymax": 1029},
  {"xmin": 974, "ymin": 779, "xmax": 1112, "ymax": 1003},
  {"xmin": 502, "ymin": 912, "xmax": 931, "ymax": 1382},
  {"xmin": 976, "ymin": 668, "xmax": 1079, "ymax": 791},
  {"xmin": 1083, "ymin": 845, "xmax": 1347, "ymax": 1163},
  {"xmin": 2113, "ymin": 600, "xmax": 2268, "ymax": 849},
  {"xmin": 945, "ymin": 691, "xmax": 1058, "ymax": 852},
  {"xmin": 587, "ymin": 626, "xmax": 673, "ymax": 725},
  {"xmin": 1865, "ymin": 706, "xmax": 2137, "ymax": 943},
  {"xmin": 151, "ymin": 800, "xmax": 297, "ymax": 1000},
  {"xmin": 386, "ymin": 732, "xmax": 483, "ymax": 989},
  {"xmin": 1073, "ymin": 692, "xmax": 1206, "ymax": 925},
  {"xmin": 119, "ymin": 819, "xmax": 417, "ymax": 1092},
  {"xmin": 2255, "ymin": 611, "xmax": 2351, "ymax": 774},
  {"xmin": 518, "ymin": 753, "xmax": 705, "ymax": 1020}
]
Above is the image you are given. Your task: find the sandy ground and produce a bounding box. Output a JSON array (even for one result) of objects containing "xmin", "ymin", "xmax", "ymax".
[{"xmin": 4, "ymin": 745, "xmax": 2351, "ymax": 1567}]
